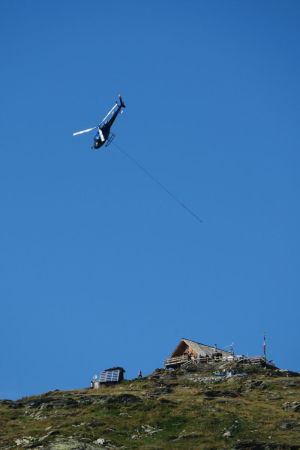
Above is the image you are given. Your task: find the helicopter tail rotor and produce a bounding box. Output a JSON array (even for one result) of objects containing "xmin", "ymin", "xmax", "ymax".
[{"xmin": 118, "ymin": 95, "xmax": 126, "ymax": 108}]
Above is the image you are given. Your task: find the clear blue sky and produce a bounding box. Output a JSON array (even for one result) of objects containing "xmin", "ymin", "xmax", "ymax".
[{"xmin": 1, "ymin": 0, "xmax": 299, "ymax": 399}]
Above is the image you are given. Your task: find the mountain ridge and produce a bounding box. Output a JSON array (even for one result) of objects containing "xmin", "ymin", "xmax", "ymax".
[{"xmin": 1, "ymin": 362, "xmax": 300, "ymax": 450}]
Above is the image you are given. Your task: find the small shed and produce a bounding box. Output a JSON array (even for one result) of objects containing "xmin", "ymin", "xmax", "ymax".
[
  {"xmin": 165, "ymin": 338, "xmax": 232, "ymax": 368},
  {"xmin": 91, "ymin": 367, "xmax": 125, "ymax": 388}
]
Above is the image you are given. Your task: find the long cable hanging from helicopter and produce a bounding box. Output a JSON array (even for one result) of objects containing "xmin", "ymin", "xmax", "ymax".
[{"xmin": 113, "ymin": 142, "xmax": 202, "ymax": 224}]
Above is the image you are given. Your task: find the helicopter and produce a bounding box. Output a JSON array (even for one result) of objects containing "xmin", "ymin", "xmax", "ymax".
[{"xmin": 73, "ymin": 95, "xmax": 126, "ymax": 149}]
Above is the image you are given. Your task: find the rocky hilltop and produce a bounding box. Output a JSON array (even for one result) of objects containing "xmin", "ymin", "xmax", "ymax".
[{"xmin": 1, "ymin": 362, "xmax": 300, "ymax": 450}]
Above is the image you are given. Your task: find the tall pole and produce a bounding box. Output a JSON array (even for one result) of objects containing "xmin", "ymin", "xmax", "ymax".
[{"xmin": 263, "ymin": 333, "xmax": 267, "ymax": 361}]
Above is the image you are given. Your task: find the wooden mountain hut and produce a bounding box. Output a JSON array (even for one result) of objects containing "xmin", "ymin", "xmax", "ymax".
[{"xmin": 164, "ymin": 338, "xmax": 232, "ymax": 368}]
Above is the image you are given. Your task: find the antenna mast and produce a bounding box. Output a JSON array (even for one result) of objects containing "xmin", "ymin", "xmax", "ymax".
[{"xmin": 263, "ymin": 333, "xmax": 267, "ymax": 360}]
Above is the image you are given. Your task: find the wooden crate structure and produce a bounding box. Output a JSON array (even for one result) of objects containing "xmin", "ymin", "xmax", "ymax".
[{"xmin": 92, "ymin": 367, "xmax": 125, "ymax": 388}]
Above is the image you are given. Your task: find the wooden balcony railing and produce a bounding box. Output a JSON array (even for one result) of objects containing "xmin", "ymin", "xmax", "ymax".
[
  {"xmin": 164, "ymin": 355, "xmax": 189, "ymax": 367},
  {"xmin": 165, "ymin": 353, "xmax": 233, "ymax": 368}
]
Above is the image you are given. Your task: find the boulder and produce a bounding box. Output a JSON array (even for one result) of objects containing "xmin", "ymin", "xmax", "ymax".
[
  {"xmin": 282, "ymin": 401, "xmax": 300, "ymax": 412},
  {"xmin": 46, "ymin": 437, "xmax": 118, "ymax": 450}
]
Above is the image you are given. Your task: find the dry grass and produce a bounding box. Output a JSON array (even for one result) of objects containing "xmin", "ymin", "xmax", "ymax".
[{"xmin": 1, "ymin": 371, "xmax": 300, "ymax": 449}]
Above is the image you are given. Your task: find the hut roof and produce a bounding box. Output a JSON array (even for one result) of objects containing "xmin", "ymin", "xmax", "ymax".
[
  {"xmin": 171, "ymin": 338, "xmax": 232, "ymax": 358},
  {"xmin": 103, "ymin": 367, "xmax": 125, "ymax": 373}
]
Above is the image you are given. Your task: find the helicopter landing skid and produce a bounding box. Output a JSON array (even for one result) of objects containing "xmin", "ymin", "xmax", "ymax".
[{"xmin": 105, "ymin": 133, "xmax": 116, "ymax": 147}]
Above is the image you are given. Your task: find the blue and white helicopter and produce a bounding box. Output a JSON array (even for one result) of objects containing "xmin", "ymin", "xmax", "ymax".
[{"xmin": 73, "ymin": 95, "xmax": 126, "ymax": 149}]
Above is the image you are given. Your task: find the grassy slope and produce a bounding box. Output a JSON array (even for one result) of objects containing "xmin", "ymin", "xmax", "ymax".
[{"xmin": 1, "ymin": 367, "xmax": 300, "ymax": 449}]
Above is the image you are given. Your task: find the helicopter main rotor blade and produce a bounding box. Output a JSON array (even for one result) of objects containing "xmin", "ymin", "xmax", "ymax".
[
  {"xmin": 99, "ymin": 103, "xmax": 118, "ymax": 125},
  {"xmin": 73, "ymin": 126, "xmax": 97, "ymax": 136}
]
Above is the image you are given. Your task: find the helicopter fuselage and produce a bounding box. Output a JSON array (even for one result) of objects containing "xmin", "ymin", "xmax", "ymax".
[
  {"xmin": 93, "ymin": 125, "xmax": 111, "ymax": 149},
  {"xmin": 93, "ymin": 103, "xmax": 123, "ymax": 150}
]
